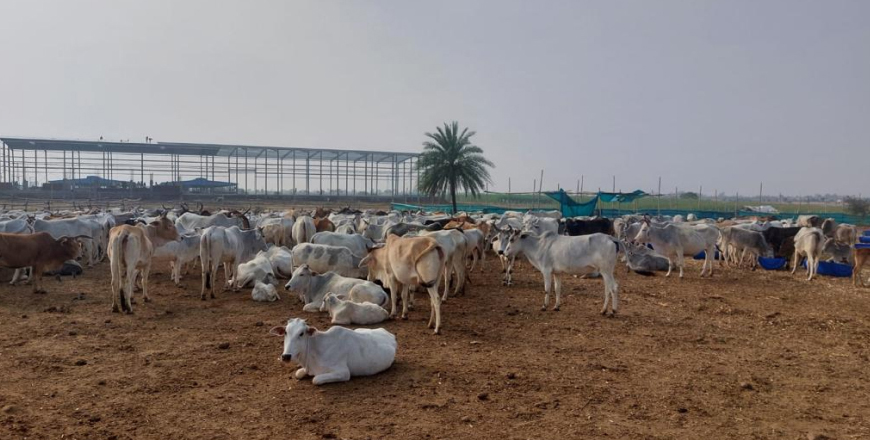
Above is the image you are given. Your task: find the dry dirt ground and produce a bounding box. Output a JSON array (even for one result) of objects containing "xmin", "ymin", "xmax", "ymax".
[{"xmin": 1, "ymin": 254, "xmax": 869, "ymax": 440}]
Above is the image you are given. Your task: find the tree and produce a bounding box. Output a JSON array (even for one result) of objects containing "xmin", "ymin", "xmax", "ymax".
[
  {"xmin": 844, "ymin": 196, "xmax": 869, "ymax": 219},
  {"xmin": 417, "ymin": 121, "xmax": 494, "ymax": 213},
  {"xmin": 680, "ymin": 191, "xmax": 698, "ymax": 200}
]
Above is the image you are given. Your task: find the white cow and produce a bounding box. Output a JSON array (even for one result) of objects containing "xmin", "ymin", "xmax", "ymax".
[
  {"xmin": 633, "ymin": 222, "xmax": 719, "ymax": 277},
  {"xmin": 419, "ymin": 229, "xmax": 468, "ymax": 301},
  {"xmin": 233, "ymin": 251, "xmax": 276, "ymax": 288},
  {"xmin": 319, "ymin": 293, "xmax": 390, "ymax": 325},
  {"xmin": 270, "ymin": 318, "xmax": 397, "ymax": 385},
  {"xmin": 291, "ymin": 243, "xmax": 366, "ymax": 278},
  {"xmin": 292, "ymin": 215, "xmax": 316, "ymax": 244},
  {"xmin": 285, "ymin": 264, "xmax": 389, "ymax": 312},
  {"xmin": 310, "ymin": 231, "xmax": 375, "ymax": 258},
  {"xmin": 252, "ymin": 277, "xmax": 280, "ymax": 302},
  {"xmin": 152, "ymin": 234, "xmax": 201, "ymax": 285},
  {"xmin": 792, "ymin": 227, "xmax": 825, "ymax": 281},
  {"xmin": 199, "ymin": 226, "xmax": 268, "ymax": 300},
  {"xmin": 261, "ymin": 245, "xmax": 294, "ymax": 278},
  {"xmin": 504, "ymin": 231, "xmax": 620, "ymax": 315}
]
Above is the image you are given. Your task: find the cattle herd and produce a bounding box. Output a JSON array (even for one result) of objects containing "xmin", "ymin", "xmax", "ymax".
[{"xmin": 0, "ymin": 205, "xmax": 867, "ymax": 385}]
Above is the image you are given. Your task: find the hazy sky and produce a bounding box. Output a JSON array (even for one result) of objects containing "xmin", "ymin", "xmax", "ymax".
[{"xmin": 1, "ymin": 1, "xmax": 868, "ymax": 196}]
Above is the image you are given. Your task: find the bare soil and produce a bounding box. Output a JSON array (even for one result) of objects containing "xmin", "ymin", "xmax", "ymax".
[{"xmin": 1, "ymin": 256, "xmax": 869, "ymax": 439}]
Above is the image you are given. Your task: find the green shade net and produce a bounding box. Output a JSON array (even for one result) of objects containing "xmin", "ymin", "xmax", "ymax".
[
  {"xmin": 597, "ymin": 190, "xmax": 647, "ymax": 203},
  {"xmin": 544, "ymin": 190, "xmax": 599, "ymax": 217}
]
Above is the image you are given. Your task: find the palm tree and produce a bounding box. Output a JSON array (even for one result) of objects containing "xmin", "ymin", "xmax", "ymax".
[{"xmin": 417, "ymin": 121, "xmax": 494, "ymax": 213}]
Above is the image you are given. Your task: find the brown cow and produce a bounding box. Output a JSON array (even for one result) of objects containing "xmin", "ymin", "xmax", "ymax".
[
  {"xmin": 108, "ymin": 215, "xmax": 179, "ymax": 313},
  {"xmin": 314, "ymin": 217, "xmax": 336, "ymax": 232},
  {"xmin": 854, "ymin": 247, "xmax": 870, "ymax": 287},
  {"xmin": 359, "ymin": 234, "xmax": 446, "ymax": 334},
  {"xmin": 0, "ymin": 232, "xmax": 85, "ymax": 293}
]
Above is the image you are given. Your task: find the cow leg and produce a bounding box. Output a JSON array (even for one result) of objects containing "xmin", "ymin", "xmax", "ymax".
[
  {"xmin": 427, "ymin": 286, "xmax": 442, "ymax": 334},
  {"xmin": 665, "ymin": 257, "xmax": 673, "ymax": 277},
  {"xmin": 141, "ymin": 263, "xmax": 152, "ymax": 303},
  {"xmin": 388, "ymin": 279, "xmax": 399, "ymax": 319},
  {"xmin": 602, "ymin": 270, "xmax": 619, "ymax": 316},
  {"xmin": 440, "ymin": 264, "xmax": 450, "ymax": 302},
  {"xmin": 200, "ymin": 263, "xmax": 209, "ymax": 300},
  {"xmin": 853, "ymin": 251, "xmax": 867, "ymax": 287},
  {"xmin": 541, "ymin": 270, "xmax": 553, "ymax": 311},
  {"xmin": 791, "ymin": 251, "xmax": 800, "ymax": 275},
  {"xmin": 312, "ymin": 369, "xmax": 351, "ymax": 385},
  {"xmin": 210, "ymin": 265, "xmax": 219, "ymax": 298},
  {"xmin": 552, "ymin": 275, "xmax": 562, "ymax": 311},
  {"xmin": 400, "ymin": 284, "xmax": 410, "ymax": 320},
  {"xmin": 453, "ymin": 257, "xmax": 466, "ymax": 296},
  {"xmin": 677, "ymin": 253, "xmax": 685, "ymax": 278},
  {"xmin": 32, "ymin": 266, "xmax": 46, "ymax": 294},
  {"xmin": 124, "ymin": 266, "xmax": 136, "ymax": 313},
  {"xmin": 707, "ymin": 248, "xmax": 715, "ymax": 277}
]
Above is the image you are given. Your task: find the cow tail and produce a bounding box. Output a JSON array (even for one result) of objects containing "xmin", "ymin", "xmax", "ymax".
[
  {"xmin": 415, "ymin": 244, "xmax": 444, "ymax": 288},
  {"xmin": 202, "ymin": 234, "xmax": 212, "ymax": 289},
  {"xmin": 110, "ymin": 231, "xmax": 127, "ymax": 305}
]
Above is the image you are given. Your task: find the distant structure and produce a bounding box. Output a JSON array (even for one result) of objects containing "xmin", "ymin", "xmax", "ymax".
[{"xmin": 0, "ymin": 137, "xmax": 419, "ymax": 199}]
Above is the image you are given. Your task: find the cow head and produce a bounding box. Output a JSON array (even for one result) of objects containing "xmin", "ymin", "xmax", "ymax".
[
  {"xmin": 270, "ymin": 318, "xmax": 316, "ymax": 363},
  {"xmin": 503, "ymin": 229, "xmax": 530, "ymax": 258},
  {"xmin": 634, "ymin": 222, "xmax": 652, "ymax": 243},
  {"xmin": 319, "ymin": 292, "xmax": 340, "ymax": 312},
  {"xmin": 150, "ymin": 214, "xmax": 181, "ymax": 242},
  {"xmin": 285, "ymin": 264, "xmax": 316, "ymax": 303},
  {"xmin": 57, "ymin": 236, "xmax": 88, "ymax": 261}
]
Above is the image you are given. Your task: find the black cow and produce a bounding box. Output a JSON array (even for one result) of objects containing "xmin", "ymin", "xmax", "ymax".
[
  {"xmin": 762, "ymin": 226, "xmax": 802, "ymax": 259},
  {"xmin": 563, "ymin": 217, "xmax": 614, "ymax": 236}
]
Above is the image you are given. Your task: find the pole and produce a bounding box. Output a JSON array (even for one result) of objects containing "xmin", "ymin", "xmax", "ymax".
[
  {"xmin": 580, "ymin": 175, "xmax": 584, "ymax": 197},
  {"xmin": 657, "ymin": 177, "xmax": 661, "ymax": 215},
  {"xmin": 538, "ymin": 169, "xmax": 544, "ymax": 210},
  {"xmin": 508, "ymin": 177, "xmax": 512, "ymax": 208},
  {"xmin": 698, "ymin": 185, "xmax": 702, "ymax": 211}
]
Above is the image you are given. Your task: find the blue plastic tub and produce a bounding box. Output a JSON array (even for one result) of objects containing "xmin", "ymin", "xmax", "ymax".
[
  {"xmin": 860, "ymin": 236, "xmax": 870, "ymax": 244},
  {"xmin": 801, "ymin": 260, "xmax": 853, "ymax": 277},
  {"xmin": 856, "ymin": 243, "xmax": 870, "ymax": 250},
  {"xmin": 758, "ymin": 257, "xmax": 787, "ymax": 270},
  {"xmin": 864, "ymin": 230, "xmax": 870, "ymax": 237},
  {"xmin": 693, "ymin": 250, "xmax": 722, "ymax": 260}
]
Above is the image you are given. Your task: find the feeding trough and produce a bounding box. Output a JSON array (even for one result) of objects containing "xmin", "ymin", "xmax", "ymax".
[
  {"xmin": 758, "ymin": 257, "xmax": 787, "ymax": 270},
  {"xmin": 859, "ymin": 236, "xmax": 870, "ymax": 244},
  {"xmin": 864, "ymin": 230, "xmax": 870, "ymax": 237},
  {"xmin": 801, "ymin": 260, "xmax": 852, "ymax": 277},
  {"xmin": 693, "ymin": 250, "xmax": 722, "ymax": 260}
]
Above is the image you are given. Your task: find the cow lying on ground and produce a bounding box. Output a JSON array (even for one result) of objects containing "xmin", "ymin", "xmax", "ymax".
[
  {"xmin": 234, "ymin": 252, "xmax": 276, "ymax": 289},
  {"xmin": 284, "ymin": 264, "xmax": 388, "ymax": 312},
  {"xmin": 319, "ymin": 293, "xmax": 390, "ymax": 325},
  {"xmin": 623, "ymin": 241, "xmax": 669, "ymax": 275},
  {"xmin": 252, "ymin": 277, "xmax": 280, "ymax": 302},
  {"xmin": 0, "ymin": 232, "xmax": 85, "ymax": 293},
  {"xmin": 270, "ymin": 318, "xmax": 397, "ymax": 385}
]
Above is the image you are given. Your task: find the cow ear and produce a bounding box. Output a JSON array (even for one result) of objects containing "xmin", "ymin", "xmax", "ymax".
[
  {"xmin": 306, "ymin": 327, "xmax": 316, "ymax": 336},
  {"xmin": 269, "ymin": 326, "xmax": 286, "ymax": 336},
  {"xmin": 520, "ymin": 233, "xmax": 528, "ymax": 239}
]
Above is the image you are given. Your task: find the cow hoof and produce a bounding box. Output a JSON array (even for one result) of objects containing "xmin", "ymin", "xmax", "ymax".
[
  {"xmin": 34, "ymin": 289, "xmax": 47, "ymax": 294},
  {"xmin": 401, "ymin": 315, "xmax": 408, "ymax": 321},
  {"xmin": 433, "ymin": 329, "xmax": 441, "ymax": 335},
  {"xmin": 144, "ymin": 297, "xmax": 151, "ymax": 303},
  {"xmin": 124, "ymin": 310, "xmax": 134, "ymax": 315},
  {"xmin": 211, "ymin": 294, "xmax": 216, "ymax": 299},
  {"xmin": 540, "ymin": 306, "xmax": 547, "ymax": 311},
  {"xmin": 553, "ymin": 306, "xmax": 560, "ymax": 311}
]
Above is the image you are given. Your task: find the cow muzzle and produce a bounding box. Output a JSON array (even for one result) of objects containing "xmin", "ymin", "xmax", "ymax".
[
  {"xmin": 281, "ymin": 354, "xmax": 293, "ymax": 363},
  {"xmin": 497, "ymin": 250, "xmax": 504, "ymax": 255}
]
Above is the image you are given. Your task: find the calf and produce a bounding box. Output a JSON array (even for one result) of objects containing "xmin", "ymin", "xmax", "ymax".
[
  {"xmin": 0, "ymin": 232, "xmax": 84, "ymax": 293},
  {"xmin": 623, "ymin": 241, "xmax": 670, "ymax": 275},
  {"xmin": 285, "ymin": 264, "xmax": 388, "ymax": 312},
  {"xmin": 252, "ymin": 277, "xmax": 280, "ymax": 302},
  {"xmin": 319, "ymin": 293, "xmax": 390, "ymax": 325},
  {"xmin": 152, "ymin": 234, "xmax": 201, "ymax": 285},
  {"xmin": 791, "ymin": 227, "xmax": 825, "ymax": 281},
  {"xmin": 270, "ymin": 318, "xmax": 397, "ymax": 385},
  {"xmin": 505, "ymin": 231, "xmax": 619, "ymax": 314},
  {"xmin": 292, "ymin": 243, "xmax": 366, "ymax": 279},
  {"xmin": 719, "ymin": 227, "xmax": 773, "ymax": 269}
]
